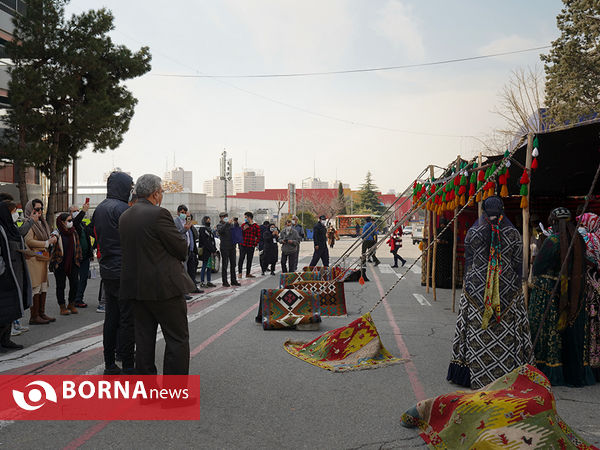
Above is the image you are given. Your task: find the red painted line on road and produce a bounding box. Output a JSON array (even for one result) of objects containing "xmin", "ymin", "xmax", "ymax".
[
  {"xmin": 62, "ymin": 302, "xmax": 258, "ymax": 450},
  {"xmin": 371, "ymin": 269, "xmax": 426, "ymax": 402},
  {"xmin": 63, "ymin": 421, "xmax": 110, "ymax": 450},
  {"xmin": 191, "ymin": 303, "xmax": 258, "ymax": 357}
]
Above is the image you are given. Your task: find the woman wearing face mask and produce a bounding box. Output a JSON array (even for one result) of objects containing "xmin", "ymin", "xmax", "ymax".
[
  {"xmin": 23, "ymin": 199, "xmax": 58, "ymax": 324},
  {"xmin": 198, "ymin": 216, "xmax": 217, "ymax": 288},
  {"xmin": 261, "ymin": 223, "xmax": 279, "ymax": 276},
  {"xmin": 0, "ymin": 200, "xmax": 32, "ymax": 351},
  {"xmin": 49, "ymin": 212, "xmax": 81, "ymax": 315}
]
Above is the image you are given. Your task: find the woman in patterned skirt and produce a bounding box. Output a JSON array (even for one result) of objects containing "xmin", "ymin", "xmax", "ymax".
[
  {"xmin": 528, "ymin": 207, "xmax": 595, "ymax": 386},
  {"xmin": 576, "ymin": 212, "xmax": 600, "ymax": 381},
  {"xmin": 447, "ymin": 196, "xmax": 532, "ymax": 389}
]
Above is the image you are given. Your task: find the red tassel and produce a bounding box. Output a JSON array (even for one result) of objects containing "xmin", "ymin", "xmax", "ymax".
[
  {"xmin": 520, "ymin": 169, "xmax": 529, "ymax": 185},
  {"xmin": 498, "ymin": 174, "xmax": 506, "ymax": 185},
  {"xmin": 478, "ymin": 170, "xmax": 485, "ymax": 182},
  {"xmin": 531, "ymin": 158, "xmax": 538, "ymax": 170},
  {"xmin": 458, "ymin": 185, "xmax": 466, "ymax": 195},
  {"xmin": 469, "ymin": 184, "xmax": 476, "ymax": 196}
]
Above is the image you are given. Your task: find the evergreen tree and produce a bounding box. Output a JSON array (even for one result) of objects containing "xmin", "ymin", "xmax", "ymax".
[
  {"xmin": 337, "ymin": 182, "xmax": 347, "ymax": 215},
  {"xmin": 542, "ymin": 0, "xmax": 600, "ymax": 124},
  {"xmin": 357, "ymin": 172, "xmax": 384, "ymax": 214},
  {"xmin": 3, "ymin": 0, "xmax": 151, "ymax": 220}
]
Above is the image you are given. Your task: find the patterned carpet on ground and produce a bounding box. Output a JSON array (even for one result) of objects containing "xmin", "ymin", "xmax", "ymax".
[
  {"xmin": 289, "ymin": 280, "xmax": 347, "ymax": 316},
  {"xmin": 302, "ymin": 266, "xmax": 364, "ymax": 282},
  {"xmin": 401, "ymin": 364, "xmax": 598, "ymax": 449},
  {"xmin": 260, "ymin": 288, "xmax": 321, "ymax": 330},
  {"xmin": 284, "ymin": 313, "xmax": 403, "ymax": 371},
  {"xmin": 279, "ymin": 271, "xmax": 324, "ymax": 288}
]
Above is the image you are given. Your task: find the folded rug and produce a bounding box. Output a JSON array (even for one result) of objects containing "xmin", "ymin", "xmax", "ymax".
[
  {"xmin": 290, "ymin": 280, "xmax": 347, "ymax": 316},
  {"xmin": 261, "ymin": 288, "xmax": 321, "ymax": 330},
  {"xmin": 401, "ymin": 364, "xmax": 598, "ymax": 449},
  {"xmin": 284, "ymin": 313, "xmax": 403, "ymax": 372},
  {"xmin": 302, "ymin": 266, "xmax": 367, "ymax": 283}
]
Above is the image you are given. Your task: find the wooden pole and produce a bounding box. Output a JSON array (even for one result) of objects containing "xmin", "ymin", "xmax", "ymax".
[
  {"xmin": 426, "ymin": 165, "xmax": 434, "ymax": 294},
  {"xmin": 432, "ymin": 208, "xmax": 438, "ymax": 301},
  {"xmin": 477, "ymin": 152, "xmax": 483, "ymax": 218},
  {"xmin": 424, "ymin": 199, "xmax": 430, "ymax": 292},
  {"xmin": 452, "ymin": 155, "xmax": 461, "ymax": 312},
  {"xmin": 522, "ymin": 133, "xmax": 534, "ymax": 308}
]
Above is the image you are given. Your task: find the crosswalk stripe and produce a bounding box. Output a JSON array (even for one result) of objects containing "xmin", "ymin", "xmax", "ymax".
[{"xmin": 412, "ymin": 293, "xmax": 432, "ymax": 306}]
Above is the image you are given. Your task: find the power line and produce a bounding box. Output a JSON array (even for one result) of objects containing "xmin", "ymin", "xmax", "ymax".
[{"xmin": 151, "ymin": 45, "xmax": 550, "ymax": 79}]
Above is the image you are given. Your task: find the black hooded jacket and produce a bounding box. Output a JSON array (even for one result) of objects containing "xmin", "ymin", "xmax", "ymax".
[{"xmin": 91, "ymin": 172, "xmax": 133, "ymax": 280}]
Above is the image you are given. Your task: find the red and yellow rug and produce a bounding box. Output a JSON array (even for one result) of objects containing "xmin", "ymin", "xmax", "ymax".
[
  {"xmin": 401, "ymin": 365, "xmax": 598, "ymax": 449},
  {"xmin": 284, "ymin": 313, "xmax": 403, "ymax": 372}
]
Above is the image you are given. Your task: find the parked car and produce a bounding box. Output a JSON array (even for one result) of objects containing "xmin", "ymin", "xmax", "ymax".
[
  {"xmin": 194, "ymin": 225, "xmax": 221, "ymax": 273},
  {"xmin": 403, "ymin": 225, "xmax": 413, "ymax": 235},
  {"xmin": 412, "ymin": 226, "xmax": 424, "ymax": 245}
]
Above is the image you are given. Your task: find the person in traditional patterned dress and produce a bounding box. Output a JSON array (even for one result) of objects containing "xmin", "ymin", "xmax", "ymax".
[
  {"xmin": 528, "ymin": 207, "xmax": 595, "ymax": 387},
  {"xmin": 576, "ymin": 212, "xmax": 600, "ymax": 381},
  {"xmin": 447, "ymin": 196, "xmax": 532, "ymax": 389}
]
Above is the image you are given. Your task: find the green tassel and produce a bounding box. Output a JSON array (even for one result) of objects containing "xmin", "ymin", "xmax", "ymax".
[
  {"xmin": 533, "ymin": 136, "xmax": 539, "ymax": 148},
  {"xmin": 469, "ymin": 172, "xmax": 477, "ymax": 184},
  {"xmin": 490, "ymin": 163, "xmax": 497, "ymax": 175},
  {"xmin": 520, "ymin": 184, "xmax": 528, "ymax": 196},
  {"xmin": 460, "ymin": 175, "xmax": 467, "ymax": 186},
  {"xmin": 504, "ymin": 149, "xmax": 510, "ymax": 158},
  {"xmin": 442, "ymin": 192, "xmax": 447, "ymax": 202}
]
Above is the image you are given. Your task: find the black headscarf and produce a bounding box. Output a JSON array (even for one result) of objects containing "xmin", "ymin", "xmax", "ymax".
[
  {"xmin": 0, "ymin": 201, "xmax": 21, "ymax": 242},
  {"xmin": 548, "ymin": 207, "xmax": 585, "ymax": 329}
]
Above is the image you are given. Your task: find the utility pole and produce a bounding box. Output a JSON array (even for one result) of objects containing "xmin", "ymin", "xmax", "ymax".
[{"xmin": 220, "ymin": 150, "xmax": 232, "ymax": 213}]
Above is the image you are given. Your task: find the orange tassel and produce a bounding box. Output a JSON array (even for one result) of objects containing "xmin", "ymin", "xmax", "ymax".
[
  {"xmin": 500, "ymin": 184, "xmax": 508, "ymax": 197},
  {"xmin": 520, "ymin": 196, "xmax": 528, "ymax": 209},
  {"xmin": 476, "ymin": 191, "xmax": 482, "ymax": 203}
]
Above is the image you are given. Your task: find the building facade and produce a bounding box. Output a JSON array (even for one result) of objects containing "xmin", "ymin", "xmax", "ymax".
[
  {"xmin": 164, "ymin": 167, "xmax": 193, "ymax": 192},
  {"xmin": 203, "ymin": 176, "xmax": 233, "ymax": 198},
  {"xmin": 233, "ymin": 170, "xmax": 265, "ymax": 194}
]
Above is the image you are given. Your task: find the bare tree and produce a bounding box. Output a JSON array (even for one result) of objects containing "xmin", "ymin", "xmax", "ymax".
[{"xmin": 493, "ymin": 66, "xmax": 546, "ymax": 143}]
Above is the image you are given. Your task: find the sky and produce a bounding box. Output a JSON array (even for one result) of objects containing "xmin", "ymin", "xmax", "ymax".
[{"xmin": 65, "ymin": 0, "xmax": 564, "ymax": 194}]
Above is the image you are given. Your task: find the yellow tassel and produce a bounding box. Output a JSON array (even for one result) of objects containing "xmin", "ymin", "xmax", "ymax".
[
  {"xmin": 520, "ymin": 196, "xmax": 528, "ymax": 209},
  {"xmin": 557, "ymin": 311, "xmax": 567, "ymax": 331},
  {"xmin": 500, "ymin": 184, "xmax": 508, "ymax": 197},
  {"xmin": 482, "ymin": 190, "xmax": 489, "ymax": 200},
  {"xmin": 488, "ymin": 187, "xmax": 494, "ymax": 198},
  {"xmin": 468, "ymin": 196, "xmax": 475, "ymax": 207},
  {"xmin": 476, "ymin": 191, "xmax": 482, "ymax": 203}
]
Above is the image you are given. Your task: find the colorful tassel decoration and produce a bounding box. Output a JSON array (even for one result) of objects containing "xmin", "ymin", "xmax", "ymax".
[
  {"xmin": 520, "ymin": 196, "xmax": 528, "ymax": 209},
  {"xmin": 531, "ymin": 158, "xmax": 538, "ymax": 170},
  {"xmin": 500, "ymin": 184, "xmax": 508, "ymax": 197}
]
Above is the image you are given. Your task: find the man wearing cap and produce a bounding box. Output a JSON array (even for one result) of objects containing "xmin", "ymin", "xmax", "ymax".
[
  {"xmin": 309, "ymin": 215, "xmax": 329, "ymax": 267},
  {"xmin": 216, "ymin": 212, "xmax": 240, "ymax": 287}
]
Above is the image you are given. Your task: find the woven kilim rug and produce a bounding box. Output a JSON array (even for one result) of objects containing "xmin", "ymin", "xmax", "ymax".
[
  {"xmin": 290, "ymin": 280, "xmax": 347, "ymax": 316},
  {"xmin": 401, "ymin": 365, "xmax": 599, "ymax": 449},
  {"xmin": 302, "ymin": 266, "xmax": 365, "ymax": 282},
  {"xmin": 279, "ymin": 271, "xmax": 323, "ymax": 289},
  {"xmin": 284, "ymin": 313, "xmax": 403, "ymax": 371},
  {"xmin": 261, "ymin": 288, "xmax": 321, "ymax": 330}
]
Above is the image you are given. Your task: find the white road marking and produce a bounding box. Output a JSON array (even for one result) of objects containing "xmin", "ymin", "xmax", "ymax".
[
  {"xmin": 411, "ymin": 264, "xmax": 421, "ymax": 275},
  {"xmin": 0, "ymin": 320, "xmax": 104, "ymax": 364},
  {"xmin": 378, "ymin": 264, "xmax": 395, "ymax": 274},
  {"xmin": 412, "ymin": 293, "xmax": 432, "ymax": 306}
]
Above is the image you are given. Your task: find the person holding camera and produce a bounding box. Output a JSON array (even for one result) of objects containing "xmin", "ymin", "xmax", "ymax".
[
  {"xmin": 261, "ymin": 223, "xmax": 279, "ymax": 276},
  {"xmin": 279, "ymin": 219, "xmax": 301, "ymax": 273},
  {"xmin": 23, "ymin": 199, "xmax": 57, "ymax": 324},
  {"xmin": 174, "ymin": 205, "xmax": 200, "ymax": 297}
]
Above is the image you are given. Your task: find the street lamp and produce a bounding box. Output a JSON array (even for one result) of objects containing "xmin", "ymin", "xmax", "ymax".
[{"xmin": 300, "ymin": 177, "xmax": 312, "ymax": 234}]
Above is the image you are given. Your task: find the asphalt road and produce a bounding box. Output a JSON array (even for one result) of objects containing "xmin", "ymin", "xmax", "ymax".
[{"xmin": 1, "ymin": 237, "xmax": 599, "ymax": 449}]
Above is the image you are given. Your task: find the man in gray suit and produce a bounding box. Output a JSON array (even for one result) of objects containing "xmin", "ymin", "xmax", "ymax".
[{"xmin": 119, "ymin": 174, "xmax": 195, "ymax": 375}]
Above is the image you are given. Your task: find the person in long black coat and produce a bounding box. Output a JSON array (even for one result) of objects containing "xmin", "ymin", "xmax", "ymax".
[
  {"xmin": 198, "ymin": 216, "xmax": 217, "ymax": 288},
  {"xmin": 261, "ymin": 224, "xmax": 279, "ymax": 275},
  {"xmin": 0, "ymin": 200, "xmax": 32, "ymax": 351}
]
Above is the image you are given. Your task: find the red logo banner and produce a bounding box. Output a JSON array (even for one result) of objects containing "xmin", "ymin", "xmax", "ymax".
[{"xmin": 0, "ymin": 375, "xmax": 200, "ymax": 420}]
